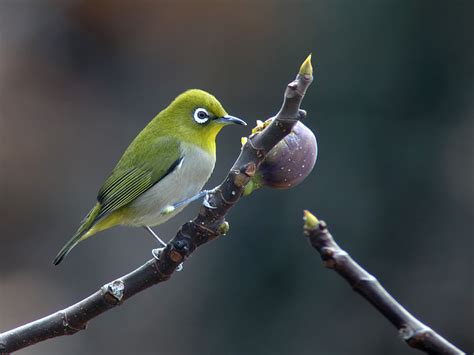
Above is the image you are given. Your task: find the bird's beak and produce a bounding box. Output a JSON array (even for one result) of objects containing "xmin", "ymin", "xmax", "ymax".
[{"xmin": 215, "ymin": 115, "xmax": 247, "ymax": 126}]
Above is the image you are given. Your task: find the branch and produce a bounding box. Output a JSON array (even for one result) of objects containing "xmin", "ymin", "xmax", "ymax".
[
  {"xmin": 302, "ymin": 211, "xmax": 465, "ymax": 355},
  {"xmin": 0, "ymin": 55, "xmax": 314, "ymax": 354}
]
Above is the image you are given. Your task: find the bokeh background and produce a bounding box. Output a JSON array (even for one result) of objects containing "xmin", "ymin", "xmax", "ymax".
[{"xmin": 1, "ymin": 1, "xmax": 472, "ymax": 354}]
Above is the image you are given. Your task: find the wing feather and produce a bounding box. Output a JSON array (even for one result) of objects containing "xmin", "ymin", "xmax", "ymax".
[{"xmin": 94, "ymin": 136, "xmax": 182, "ymax": 223}]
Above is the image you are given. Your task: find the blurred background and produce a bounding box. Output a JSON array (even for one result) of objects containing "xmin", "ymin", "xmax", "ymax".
[{"xmin": 0, "ymin": 0, "xmax": 472, "ymax": 354}]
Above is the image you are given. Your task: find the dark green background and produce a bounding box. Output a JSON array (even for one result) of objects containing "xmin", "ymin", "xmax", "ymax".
[{"xmin": 1, "ymin": 1, "xmax": 472, "ymax": 354}]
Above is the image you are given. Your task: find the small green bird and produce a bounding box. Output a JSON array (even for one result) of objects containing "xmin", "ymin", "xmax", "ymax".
[{"xmin": 53, "ymin": 89, "xmax": 246, "ymax": 265}]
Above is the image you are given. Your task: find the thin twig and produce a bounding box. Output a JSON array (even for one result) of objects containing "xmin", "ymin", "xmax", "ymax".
[
  {"xmin": 0, "ymin": 55, "xmax": 314, "ymax": 354},
  {"xmin": 302, "ymin": 210, "xmax": 465, "ymax": 355}
]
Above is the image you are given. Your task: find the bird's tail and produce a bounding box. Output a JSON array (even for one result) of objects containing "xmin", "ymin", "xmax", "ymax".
[{"xmin": 53, "ymin": 203, "xmax": 101, "ymax": 265}]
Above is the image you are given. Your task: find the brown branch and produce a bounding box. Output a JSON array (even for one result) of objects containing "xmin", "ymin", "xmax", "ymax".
[
  {"xmin": 0, "ymin": 55, "xmax": 314, "ymax": 354},
  {"xmin": 302, "ymin": 211, "xmax": 465, "ymax": 355}
]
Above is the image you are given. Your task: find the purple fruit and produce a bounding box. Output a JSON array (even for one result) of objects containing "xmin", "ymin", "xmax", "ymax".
[{"xmin": 244, "ymin": 120, "xmax": 318, "ymax": 195}]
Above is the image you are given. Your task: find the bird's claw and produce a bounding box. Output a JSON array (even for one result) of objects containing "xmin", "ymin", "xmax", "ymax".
[
  {"xmin": 203, "ymin": 188, "xmax": 218, "ymax": 209},
  {"xmin": 152, "ymin": 247, "xmax": 164, "ymax": 260},
  {"xmin": 151, "ymin": 248, "xmax": 184, "ymax": 272}
]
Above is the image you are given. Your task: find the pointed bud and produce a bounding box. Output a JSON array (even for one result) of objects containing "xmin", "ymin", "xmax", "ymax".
[
  {"xmin": 303, "ymin": 210, "xmax": 319, "ymax": 230},
  {"xmin": 299, "ymin": 53, "xmax": 313, "ymax": 77}
]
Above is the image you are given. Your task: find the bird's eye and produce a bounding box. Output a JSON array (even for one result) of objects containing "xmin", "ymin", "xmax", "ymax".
[{"xmin": 193, "ymin": 108, "xmax": 210, "ymax": 124}]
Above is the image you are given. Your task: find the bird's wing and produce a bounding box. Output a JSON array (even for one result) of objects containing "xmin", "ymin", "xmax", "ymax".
[{"xmin": 95, "ymin": 136, "xmax": 182, "ymax": 222}]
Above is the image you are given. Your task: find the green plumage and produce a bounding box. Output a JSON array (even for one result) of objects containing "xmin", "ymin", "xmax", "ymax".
[
  {"xmin": 96, "ymin": 136, "xmax": 182, "ymax": 220},
  {"xmin": 53, "ymin": 89, "xmax": 245, "ymax": 265}
]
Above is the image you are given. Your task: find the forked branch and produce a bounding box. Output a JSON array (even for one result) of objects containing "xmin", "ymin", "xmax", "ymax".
[{"xmin": 0, "ymin": 55, "xmax": 314, "ymax": 354}]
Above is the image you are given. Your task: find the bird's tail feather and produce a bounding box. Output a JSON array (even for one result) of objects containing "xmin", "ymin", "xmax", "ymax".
[{"xmin": 53, "ymin": 203, "xmax": 101, "ymax": 265}]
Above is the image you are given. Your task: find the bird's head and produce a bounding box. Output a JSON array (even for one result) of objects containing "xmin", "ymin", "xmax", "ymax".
[{"xmin": 161, "ymin": 89, "xmax": 246, "ymax": 152}]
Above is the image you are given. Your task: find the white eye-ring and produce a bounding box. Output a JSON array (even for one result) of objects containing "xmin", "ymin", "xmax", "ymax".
[{"xmin": 193, "ymin": 108, "xmax": 210, "ymax": 124}]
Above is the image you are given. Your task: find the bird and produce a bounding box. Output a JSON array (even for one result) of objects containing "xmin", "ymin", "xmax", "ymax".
[{"xmin": 53, "ymin": 89, "xmax": 246, "ymax": 265}]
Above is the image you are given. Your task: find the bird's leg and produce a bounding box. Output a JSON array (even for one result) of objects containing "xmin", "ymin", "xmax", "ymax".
[
  {"xmin": 160, "ymin": 188, "xmax": 218, "ymax": 215},
  {"xmin": 145, "ymin": 226, "xmax": 183, "ymax": 272},
  {"xmin": 145, "ymin": 226, "xmax": 167, "ymax": 247},
  {"xmin": 145, "ymin": 226, "xmax": 166, "ymax": 261}
]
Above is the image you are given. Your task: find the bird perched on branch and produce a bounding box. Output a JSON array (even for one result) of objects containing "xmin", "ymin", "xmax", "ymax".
[{"xmin": 53, "ymin": 89, "xmax": 246, "ymax": 265}]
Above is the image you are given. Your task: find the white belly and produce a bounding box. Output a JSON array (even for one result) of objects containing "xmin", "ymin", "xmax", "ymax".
[{"xmin": 125, "ymin": 143, "xmax": 215, "ymax": 226}]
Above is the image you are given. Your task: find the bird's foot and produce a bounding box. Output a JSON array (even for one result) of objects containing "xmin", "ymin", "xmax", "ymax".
[
  {"xmin": 151, "ymin": 248, "xmax": 183, "ymax": 271},
  {"xmin": 152, "ymin": 247, "xmax": 165, "ymax": 260},
  {"xmin": 203, "ymin": 188, "xmax": 218, "ymax": 209},
  {"xmin": 146, "ymin": 226, "xmax": 183, "ymax": 272},
  {"xmin": 146, "ymin": 226, "xmax": 184, "ymax": 271}
]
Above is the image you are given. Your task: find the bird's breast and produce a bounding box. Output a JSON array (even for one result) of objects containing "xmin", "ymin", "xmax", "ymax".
[{"xmin": 126, "ymin": 143, "xmax": 216, "ymax": 226}]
